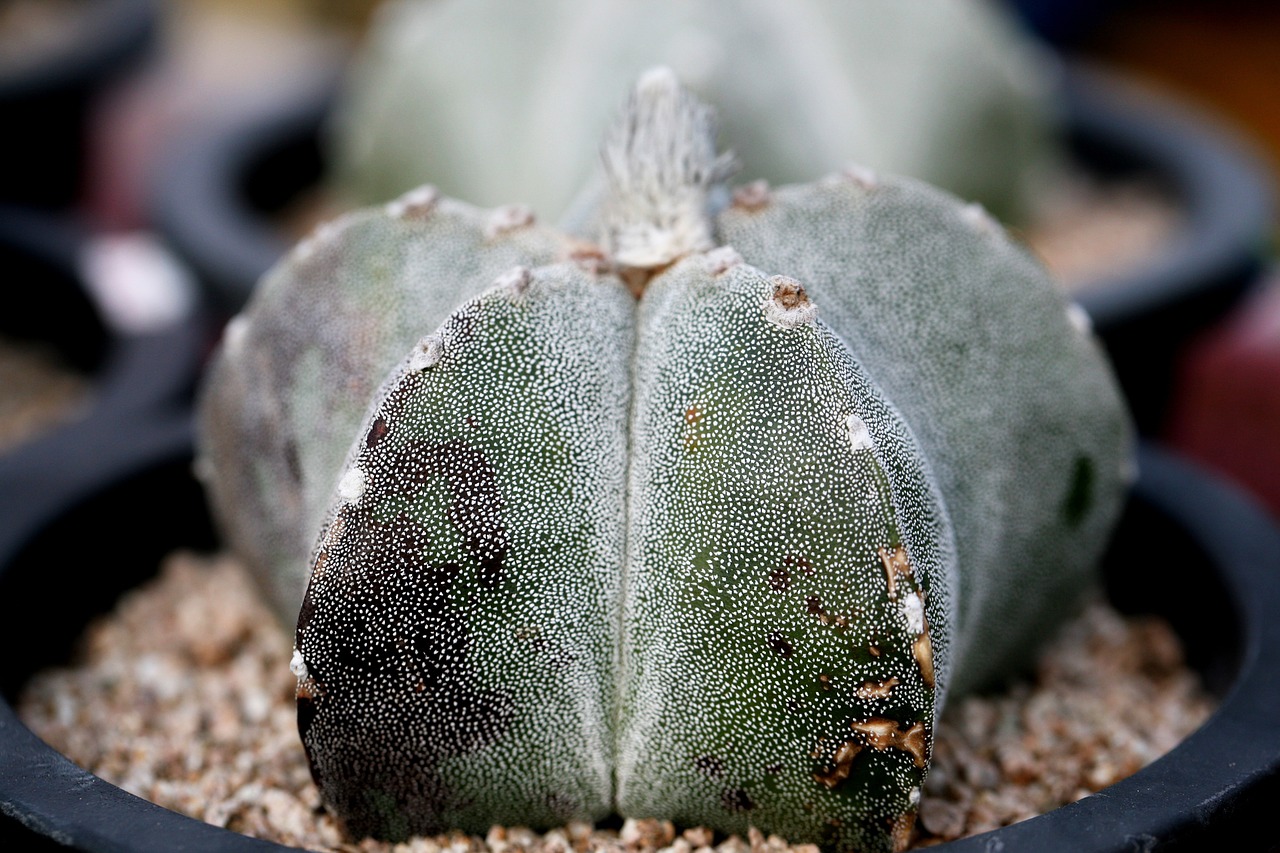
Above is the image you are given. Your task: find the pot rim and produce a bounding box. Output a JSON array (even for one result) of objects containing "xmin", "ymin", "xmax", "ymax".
[
  {"xmin": 1060, "ymin": 62, "xmax": 1274, "ymax": 332},
  {"xmin": 0, "ymin": 0, "xmax": 159, "ymax": 101},
  {"xmin": 1, "ymin": 439, "xmax": 1278, "ymax": 851},
  {"xmin": 149, "ymin": 61, "xmax": 1274, "ymax": 328}
]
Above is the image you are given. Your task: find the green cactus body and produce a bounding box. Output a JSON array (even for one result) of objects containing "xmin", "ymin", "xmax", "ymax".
[
  {"xmin": 199, "ymin": 192, "xmax": 565, "ymax": 620},
  {"xmin": 199, "ymin": 71, "xmax": 1129, "ymax": 852}
]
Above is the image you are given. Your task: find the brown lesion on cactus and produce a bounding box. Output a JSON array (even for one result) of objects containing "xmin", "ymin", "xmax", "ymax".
[
  {"xmin": 914, "ymin": 631, "xmax": 936, "ymax": 689},
  {"xmin": 856, "ymin": 677, "xmax": 900, "ymax": 700},
  {"xmin": 732, "ymin": 179, "xmax": 771, "ymax": 211},
  {"xmin": 818, "ymin": 673, "xmax": 833, "ymax": 692},
  {"xmin": 813, "ymin": 739, "xmax": 863, "ymax": 790},
  {"xmin": 311, "ymin": 550, "xmax": 329, "ymax": 580},
  {"xmin": 366, "ymin": 416, "xmax": 389, "ymax": 449},
  {"xmin": 788, "ymin": 553, "xmax": 816, "ymax": 577},
  {"xmin": 769, "ymin": 564, "xmax": 790, "ymax": 592},
  {"xmin": 721, "ymin": 787, "xmax": 755, "ymax": 812},
  {"xmin": 878, "ymin": 545, "xmax": 913, "ymax": 599},
  {"xmin": 850, "ymin": 718, "xmax": 929, "ymax": 769},
  {"xmin": 320, "ymin": 513, "xmax": 347, "ymax": 552},
  {"xmin": 768, "ymin": 629, "xmax": 795, "ymax": 659}
]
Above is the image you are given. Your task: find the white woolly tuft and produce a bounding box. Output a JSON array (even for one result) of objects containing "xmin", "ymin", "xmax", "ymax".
[
  {"xmin": 494, "ymin": 265, "xmax": 533, "ymax": 294},
  {"xmin": 703, "ymin": 246, "xmax": 743, "ymax": 276},
  {"xmin": 385, "ymin": 184, "xmax": 439, "ymax": 218},
  {"xmin": 903, "ymin": 591, "xmax": 925, "ymax": 634},
  {"xmin": 289, "ymin": 648, "xmax": 308, "ymax": 679},
  {"xmin": 407, "ymin": 334, "xmax": 443, "ymax": 372},
  {"xmin": 847, "ymin": 413, "xmax": 874, "ymax": 451},
  {"xmin": 337, "ymin": 466, "xmax": 366, "ymax": 502},
  {"xmin": 599, "ymin": 67, "xmax": 737, "ymax": 270}
]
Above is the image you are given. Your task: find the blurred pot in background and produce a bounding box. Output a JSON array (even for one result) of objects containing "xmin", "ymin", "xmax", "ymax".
[{"xmin": 0, "ymin": 0, "xmax": 158, "ymax": 210}]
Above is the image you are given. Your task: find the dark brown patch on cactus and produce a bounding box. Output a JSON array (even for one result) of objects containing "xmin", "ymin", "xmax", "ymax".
[
  {"xmin": 721, "ymin": 787, "xmax": 755, "ymax": 812},
  {"xmin": 769, "ymin": 565, "xmax": 790, "ymax": 592},
  {"xmin": 813, "ymin": 740, "xmax": 863, "ymax": 790},
  {"xmin": 297, "ymin": 588, "xmax": 318, "ymax": 638},
  {"xmin": 296, "ymin": 437, "xmax": 519, "ymax": 839},
  {"xmin": 850, "ymin": 718, "xmax": 928, "ymax": 769},
  {"xmin": 732, "ymin": 179, "xmax": 771, "ymax": 211},
  {"xmin": 390, "ymin": 439, "xmax": 509, "ymax": 577},
  {"xmin": 366, "ymin": 417, "xmax": 389, "ymax": 449},
  {"xmin": 806, "ymin": 595, "xmax": 823, "ymax": 616},
  {"xmin": 769, "ymin": 630, "xmax": 794, "ymax": 659},
  {"xmin": 787, "ymin": 553, "xmax": 815, "ymax": 576},
  {"xmin": 544, "ymin": 792, "xmax": 578, "ymax": 822},
  {"xmin": 818, "ymin": 674, "xmax": 832, "ymax": 692},
  {"xmin": 684, "ymin": 404, "xmax": 704, "ymax": 451},
  {"xmin": 856, "ymin": 677, "xmax": 900, "ymax": 700},
  {"xmin": 878, "ymin": 546, "xmax": 913, "ymax": 599},
  {"xmin": 914, "ymin": 632, "xmax": 935, "ymax": 689},
  {"xmin": 296, "ymin": 675, "xmax": 323, "ymax": 701}
]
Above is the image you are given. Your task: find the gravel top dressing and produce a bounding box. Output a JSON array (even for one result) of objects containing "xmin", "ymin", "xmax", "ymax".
[{"xmin": 18, "ymin": 551, "xmax": 1214, "ymax": 852}]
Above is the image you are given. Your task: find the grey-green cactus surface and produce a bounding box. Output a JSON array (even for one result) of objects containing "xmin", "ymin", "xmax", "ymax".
[
  {"xmin": 330, "ymin": 0, "xmax": 1062, "ymax": 225},
  {"xmin": 198, "ymin": 70, "xmax": 1130, "ymax": 853}
]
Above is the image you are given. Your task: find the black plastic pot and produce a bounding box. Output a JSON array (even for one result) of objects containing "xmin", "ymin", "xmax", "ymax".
[
  {"xmin": 0, "ymin": 207, "xmax": 211, "ymax": 576},
  {"xmin": 1059, "ymin": 64, "xmax": 1275, "ymax": 436},
  {"xmin": 0, "ymin": 0, "xmax": 160, "ymax": 209},
  {"xmin": 149, "ymin": 63, "xmax": 1274, "ymax": 437},
  {"xmin": 1, "ymin": 436, "xmax": 1278, "ymax": 851}
]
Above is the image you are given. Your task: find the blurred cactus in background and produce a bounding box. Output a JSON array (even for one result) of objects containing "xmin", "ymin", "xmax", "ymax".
[{"xmin": 327, "ymin": 0, "xmax": 1063, "ymax": 225}]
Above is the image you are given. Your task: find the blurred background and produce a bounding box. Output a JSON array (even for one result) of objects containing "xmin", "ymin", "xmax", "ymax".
[{"xmin": 2, "ymin": 0, "xmax": 1279, "ymax": 512}]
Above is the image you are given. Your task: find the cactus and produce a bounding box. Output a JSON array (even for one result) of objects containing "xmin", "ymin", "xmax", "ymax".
[
  {"xmin": 330, "ymin": 0, "xmax": 1061, "ymax": 225},
  {"xmin": 198, "ymin": 70, "xmax": 1129, "ymax": 852}
]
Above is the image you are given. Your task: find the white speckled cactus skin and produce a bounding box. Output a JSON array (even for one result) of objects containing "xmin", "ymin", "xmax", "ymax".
[
  {"xmin": 198, "ymin": 71, "xmax": 1129, "ymax": 852},
  {"xmin": 331, "ymin": 0, "xmax": 1061, "ymax": 224}
]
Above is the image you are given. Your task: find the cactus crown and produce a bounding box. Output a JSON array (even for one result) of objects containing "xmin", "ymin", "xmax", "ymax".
[{"xmin": 600, "ymin": 66, "xmax": 738, "ymax": 271}]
